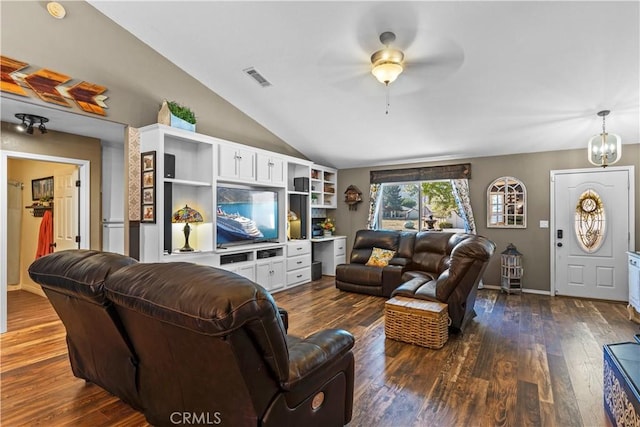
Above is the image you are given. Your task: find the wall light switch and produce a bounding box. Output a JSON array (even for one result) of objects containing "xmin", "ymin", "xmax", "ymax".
[{"xmin": 539, "ymin": 220, "xmax": 549, "ymax": 228}]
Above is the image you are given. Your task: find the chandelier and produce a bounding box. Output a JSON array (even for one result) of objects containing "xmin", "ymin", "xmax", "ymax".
[{"xmin": 587, "ymin": 110, "xmax": 621, "ymax": 167}]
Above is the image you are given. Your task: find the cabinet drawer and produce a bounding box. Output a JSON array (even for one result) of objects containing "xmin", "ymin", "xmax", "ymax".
[
  {"xmin": 287, "ymin": 255, "xmax": 311, "ymax": 271},
  {"xmin": 288, "ymin": 241, "xmax": 311, "ymax": 256},
  {"xmin": 335, "ymin": 239, "xmax": 346, "ymax": 256},
  {"xmin": 335, "ymin": 254, "xmax": 346, "ymax": 268},
  {"xmin": 287, "ymin": 267, "xmax": 311, "ymax": 286}
]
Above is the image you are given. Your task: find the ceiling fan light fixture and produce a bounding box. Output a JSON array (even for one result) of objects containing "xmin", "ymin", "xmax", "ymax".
[
  {"xmin": 371, "ymin": 61, "xmax": 404, "ymax": 85},
  {"xmin": 370, "ymin": 32, "xmax": 404, "ymax": 86},
  {"xmin": 371, "ymin": 49, "xmax": 404, "ymax": 85}
]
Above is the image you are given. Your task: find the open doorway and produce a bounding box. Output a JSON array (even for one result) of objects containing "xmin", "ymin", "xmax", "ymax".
[{"xmin": 1, "ymin": 151, "xmax": 91, "ymax": 333}]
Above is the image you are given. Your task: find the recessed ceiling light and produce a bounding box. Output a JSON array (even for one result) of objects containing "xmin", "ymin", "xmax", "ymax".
[{"xmin": 47, "ymin": 2, "xmax": 66, "ymax": 19}]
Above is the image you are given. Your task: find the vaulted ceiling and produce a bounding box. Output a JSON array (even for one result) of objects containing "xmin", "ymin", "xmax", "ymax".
[{"xmin": 89, "ymin": 1, "xmax": 638, "ymax": 169}]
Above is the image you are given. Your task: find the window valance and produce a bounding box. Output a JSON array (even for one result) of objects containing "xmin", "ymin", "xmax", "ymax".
[{"xmin": 369, "ymin": 163, "xmax": 471, "ymax": 184}]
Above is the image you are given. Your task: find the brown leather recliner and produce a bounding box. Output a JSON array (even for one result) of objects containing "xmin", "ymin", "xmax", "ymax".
[
  {"xmin": 104, "ymin": 261, "xmax": 355, "ymax": 427},
  {"xmin": 29, "ymin": 250, "xmax": 350, "ymax": 426},
  {"xmin": 393, "ymin": 231, "xmax": 496, "ymax": 331},
  {"xmin": 28, "ymin": 250, "xmax": 142, "ymax": 409}
]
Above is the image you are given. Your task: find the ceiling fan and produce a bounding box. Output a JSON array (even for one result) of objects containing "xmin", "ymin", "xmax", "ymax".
[{"xmin": 319, "ymin": 27, "xmax": 465, "ymax": 99}]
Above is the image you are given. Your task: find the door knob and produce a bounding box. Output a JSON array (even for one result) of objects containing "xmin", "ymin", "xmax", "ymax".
[{"xmin": 557, "ymin": 242, "xmax": 563, "ymax": 247}]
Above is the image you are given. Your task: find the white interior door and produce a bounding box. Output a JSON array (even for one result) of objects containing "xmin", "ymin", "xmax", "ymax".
[
  {"xmin": 552, "ymin": 168, "xmax": 633, "ymax": 301},
  {"xmin": 54, "ymin": 166, "xmax": 80, "ymax": 251}
]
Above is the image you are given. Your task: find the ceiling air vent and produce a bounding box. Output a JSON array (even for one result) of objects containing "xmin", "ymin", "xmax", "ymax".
[{"xmin": 243, "ymin": 67, "xmax": 272, "ymax": 87}]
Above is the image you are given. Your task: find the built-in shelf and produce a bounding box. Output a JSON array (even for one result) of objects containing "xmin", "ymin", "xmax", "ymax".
[
  {"xmin": 25, "ymin": 204, "xmax": 53, "ymax": 217},
  {"xmin": 165, "ymin": 178, "xmax": 212, "ymax": 187}
]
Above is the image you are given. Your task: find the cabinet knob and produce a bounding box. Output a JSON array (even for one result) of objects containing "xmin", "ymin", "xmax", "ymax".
[{"xmin": 297, "ymin": 260, "xmax": 302, "ymax": 264}]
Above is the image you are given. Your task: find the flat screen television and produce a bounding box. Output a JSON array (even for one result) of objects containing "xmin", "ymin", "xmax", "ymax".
[{"xmin": 216, "ymin": 185, "xmax": 279, "ymax": 247}]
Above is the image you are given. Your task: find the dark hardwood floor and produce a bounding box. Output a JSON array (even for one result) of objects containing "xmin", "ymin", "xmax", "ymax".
[{"xmin": 2, "ymin": 277, "xmax": 636, "ymax": 426}]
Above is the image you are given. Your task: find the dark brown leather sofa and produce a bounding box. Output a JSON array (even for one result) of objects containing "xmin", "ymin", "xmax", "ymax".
[
  {"xmin": 336, "ymin": 230, "xmax": 496, "ymax": 331},
  {"xmin": 335, "ymin": 230, "xmax": 416, "ymax": 297},
  {"xmin": 29, "ymin": 250, "xmax": 355, "ymax": 427}
]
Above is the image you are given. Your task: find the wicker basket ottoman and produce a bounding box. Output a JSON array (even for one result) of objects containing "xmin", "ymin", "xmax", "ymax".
[{"xmin": 384, "ymin": 296, "xmax": 449, "ymax": 349}]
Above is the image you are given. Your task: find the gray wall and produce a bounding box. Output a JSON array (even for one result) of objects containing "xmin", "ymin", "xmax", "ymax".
[
  {"xmin": 335, "ymin": 144, "xmax": 640, "ymax": 291},
  {"xmin": 0, "ymin": 1, "xmax": 304, "ymax": 158}
]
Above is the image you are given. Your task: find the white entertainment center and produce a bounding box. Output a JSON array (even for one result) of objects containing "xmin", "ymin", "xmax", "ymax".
[{"xmin": 138, "ymin": 124, "xmax": 338, "ymax": 292}]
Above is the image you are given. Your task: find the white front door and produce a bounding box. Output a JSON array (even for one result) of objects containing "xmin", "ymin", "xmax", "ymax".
[
  {"xmin": 552, "ymin": 167, "xmax": 634, "ymax": 301},
  {"xmin": 54, "ymin": 166, "xmax": 80, "ymax": 251}
]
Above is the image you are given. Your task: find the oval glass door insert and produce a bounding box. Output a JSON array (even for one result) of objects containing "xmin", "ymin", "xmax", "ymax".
[{"xmin": 574, "ymin": 189, "xmax": 606, "ymax": 252}]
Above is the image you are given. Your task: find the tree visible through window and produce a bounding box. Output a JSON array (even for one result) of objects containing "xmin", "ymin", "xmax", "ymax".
[{"xmin": 378, "ymin": 180, "xmax": 464, "ymax": 231}]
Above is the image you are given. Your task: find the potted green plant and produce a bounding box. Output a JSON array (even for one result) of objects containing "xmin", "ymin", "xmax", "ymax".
[{"xmin": 158, "ymin": 100, "xmax": 196, "ymax": 132}]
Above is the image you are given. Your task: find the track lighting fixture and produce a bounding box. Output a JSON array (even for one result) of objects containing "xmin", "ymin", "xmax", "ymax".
[{"xmin": 15, "ymin": 113, "xmax": 49, "ymax": 135}]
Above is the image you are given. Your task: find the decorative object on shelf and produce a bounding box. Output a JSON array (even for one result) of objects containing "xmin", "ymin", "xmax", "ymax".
[
  {"xmin": 172, "ymin": 205, "xmax": 203, "ymax": 252},
  {"xmin": 487, "ymin": 176, "xmax": 526, "ymax": 228},
  {"xmin": 287, "ymin": 210, "xmax": 300, "ymax": 240},
  {"xmin": 574, "ymin": 189, "xmax": 605, "ymax": 252},
  {"xmin": 140, "ymin": 151, "xmax": 156, "ymax": 223},
  {"xmin": 344, "ymin": 184, "xmax": 363, "ymax": 210},
  {"xmin": 500, "ymin": 243, "xmax": 523, "ymax": 294},
  {"xmin": 158, "ymin": 100, "xmax": 196, "ymax": 132},
  {"xmin": 319, "ymin": 218, "xmax": 335, "ymax": 236},
  {"xmin": 15, "ymin": 113, "xmax": 48, "ymax": 135},
  {"xmin": 588, "ymin": 110, "xmax": 621, "ymax": 168},
  {"xmin": 31, "ymin": 176, "xmax": 53, "ymax": 201}
]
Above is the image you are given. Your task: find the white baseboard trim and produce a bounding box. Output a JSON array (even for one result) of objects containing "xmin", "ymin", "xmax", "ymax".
[
  {"xmin": 479, "ymin": 284, "xmax": 551, "ymax": 296},
  {"xmin": 21, "ymin": 283, "xmax": 46, "ymax": 298}
]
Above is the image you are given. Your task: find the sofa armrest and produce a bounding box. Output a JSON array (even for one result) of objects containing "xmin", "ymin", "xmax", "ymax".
[
  {"xmin": 284, "ymin": 329, "xmax": 354, "ymax": 390},
  {"xmin": 381, "ymin": 265, "xmax": 408, "ymax": 297},
  {"xmin": 389, "ymin": 257, "xmax": 411, "ymax": 267},
  {"xmin": 278, "ymin": 307, "xmax": 289, "ymax": 332}
]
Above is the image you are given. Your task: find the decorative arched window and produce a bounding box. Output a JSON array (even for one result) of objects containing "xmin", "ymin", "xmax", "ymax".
[
  {"xmin": 487, "ymin": 176, "xmax": 526, "ymax": 228},
  {"xmin": 574, "ymin": 189, "xmax": 606, "ymax": 252}
]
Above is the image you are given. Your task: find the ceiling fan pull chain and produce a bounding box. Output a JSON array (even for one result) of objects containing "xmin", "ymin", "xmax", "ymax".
[{"xmin": 385, "ymin": 84, "xmax": 390, "ymax": 115}]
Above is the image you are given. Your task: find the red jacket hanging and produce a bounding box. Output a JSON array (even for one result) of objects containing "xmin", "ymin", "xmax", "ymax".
[{"xmin": 36, "ymin": 210, "xmax": 54, "ymax": 259}]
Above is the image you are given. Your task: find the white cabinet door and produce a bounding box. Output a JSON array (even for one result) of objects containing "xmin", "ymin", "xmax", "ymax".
[
  {"xmin": 218, "ymin": 145, "xmax": 238, "ymax": 179},
  {"xmin": 236, "ymin": 148, "xmax": 256, "ymax": 181},
  {"xmin": 256, "ymin": 259, "xmax": 285, "ymax": 291},
  {"xmin": 256, "ymin": 154, "xmax": 285, "ymax": 185},
  {"xmin": 630, "ymin": 254, "xmax": 640, "ymax": 313},
  {"xmin": 271, "ymin": 259, "xmax": 285, "ymax": 291},
  {"xmin": 222, "ymin": 263, "xmax": 255, "ymax": 282},
  {"xmin": 219, "ymin": 145, "xmax": 256, "ymax": 181},
  {"xmin": 103, "ymin": 223, "xmax": 125, "ymax": 254}
]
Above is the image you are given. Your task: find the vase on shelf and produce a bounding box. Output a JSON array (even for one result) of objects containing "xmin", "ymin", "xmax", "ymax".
[
  {"xmin": 323, "ymin": 230, "xmax": 332, "ymax": 237},
  {"xmin": 157, "ymin": 100, "xmax": 196, "ymax": 132}
]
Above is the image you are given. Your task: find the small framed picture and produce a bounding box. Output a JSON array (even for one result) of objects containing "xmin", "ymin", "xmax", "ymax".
[
  {"xmin": 142, "ymin": 153, "xmax": 155, "ymax": 171},
  {"xmin": 32, "ymin": 176, "xmax": 54, "ymax": 201},
  {"xmin": 143, "ymin": 187, "xmax": 154, "ymax": 204},
  {"xmin": 142, "ymin": 171, "xmax": 154, "ymax": 188},
  {"xmin": 140, "ymin": 151, "xmax": 156, "ymax": 223},
  {"xmin": 142, "ymin": 205, "xmax": 155, "ymax": 222}
]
